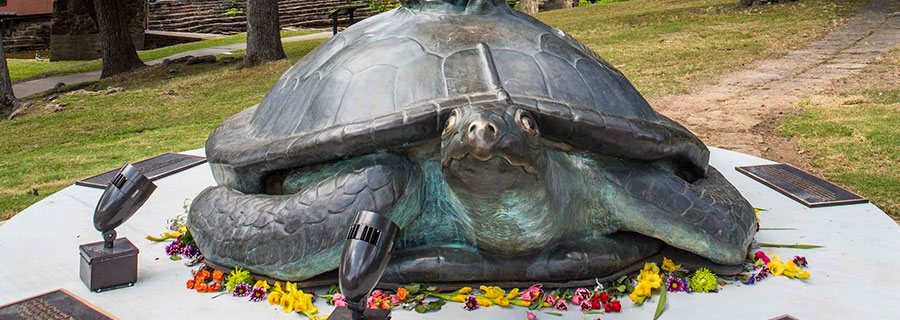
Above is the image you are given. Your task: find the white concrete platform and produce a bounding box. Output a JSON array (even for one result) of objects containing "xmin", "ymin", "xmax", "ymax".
[{"xmin": 1, "ymin": 148, "xmax": 899, "ymax": 319}]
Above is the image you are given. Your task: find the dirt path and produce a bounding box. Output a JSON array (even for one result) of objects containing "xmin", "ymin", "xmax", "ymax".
[{"xmin": 653, "ymin": 0, "xmax": 900, "ymax": 168}]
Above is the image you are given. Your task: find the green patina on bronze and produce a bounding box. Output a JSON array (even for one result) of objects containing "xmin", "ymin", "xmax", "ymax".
[{"xmin": 187, "ymin": 0, "xmax": 757, "ymax": 284}]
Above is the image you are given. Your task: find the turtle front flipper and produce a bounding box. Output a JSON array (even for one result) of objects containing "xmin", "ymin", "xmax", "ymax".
[
  {"xmin": 187, "ymin": 153, "xmax": 423, "ymax": 281},
  {"xmin": 601, "ymin": 161, "xmax": 757, "ymax": 265}
]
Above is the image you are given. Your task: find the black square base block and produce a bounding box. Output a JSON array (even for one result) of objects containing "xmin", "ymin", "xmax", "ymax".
[
  {"xmin": 79, "ymin": 238, "xmax": 139, "ymax": 292},
  {"xmin": 329, "ymin": 306, "xmax": 391, "ymax": 320}
]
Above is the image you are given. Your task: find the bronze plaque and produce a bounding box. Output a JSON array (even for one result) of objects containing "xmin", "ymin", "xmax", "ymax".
[
  {"xmin": 736, "ymin": 164, "xmax": 867, "ymax": 207},
  {"xmin": 76, "ymin": 153, "xmax": 206, "ymax": 189},
  {"xmin": 0, "ymin": 289, "xmax": 115, "ymax": 320}
]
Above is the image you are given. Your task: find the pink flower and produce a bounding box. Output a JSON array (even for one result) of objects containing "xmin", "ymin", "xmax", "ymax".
[
  {"xmin": 333, "ymin": 293, "xmax": 348, "ymax": 307},
  {"xmin": 755, "ymin": 251, "xmax": 771, "ymax": 264},
  {"xmin": 372, "ymin": 290, "xmax": 384, "ymax": 297},
  {"xmin": 522, "ymin": 284, "xmax": 543, "ymax": 302},
  {"xmin": 390, "ymin": 295, "xmax": 402, "ymax": 304},
  {"xmin": 526, "ymin": 311, "xmax": 537, "ymax": 320},
  {"xmin": 571, "ymin": 288, "xmax": 591, "ymax": 304},
  {"xmin": 366, "ymin": 295, "xmax": 379, "ymax": 309},
  {"xmin": 554, "ymin": 299, "xmax": 568, "ymax": 311},
  {"xmin": 580, "ymin": 300, "xmax": 592, "ymax": 311},
  {"xmin": 544, "ymin": 294, "xmax": 556, "ymax": 306}
]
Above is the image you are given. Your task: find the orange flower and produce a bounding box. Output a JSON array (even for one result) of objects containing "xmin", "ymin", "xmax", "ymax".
[
  {"xmin": 200, "ymin": 270, "xmax": 211, "ymax": 279},
  {"xmin": 209, "ymin": 283, "xmax": 222, "ymax": 292},
  {"xmin": 196, "ymin": 282, "xmax": 209, "ymax": 293},
  {"xmin": 212, "ymin": 270, "xmax": 224, "ymax": 282},
  {"xmin": 186, "ymin": 279, "xmax": 195, "ymax": 289},
  {"xmin": 380, "ymin": 299, "xmax": 391, "ymax": 310},
  {"xmin": 396, "ymin": 287, "xmax": 408, "ymax": 300}
]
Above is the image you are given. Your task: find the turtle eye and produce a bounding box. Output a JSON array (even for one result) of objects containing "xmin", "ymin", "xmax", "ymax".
[
  {"xmin": 517, "ymin": 110, "xmax": 538, "ymax": 135},
  {"xmin": 443, "ymin": 109, "xmax": 459, "ymax": 135}
]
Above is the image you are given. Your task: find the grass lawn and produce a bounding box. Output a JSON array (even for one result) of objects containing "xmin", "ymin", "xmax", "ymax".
[
  {"xmin": 0, "ymin": 0, "xmax": 869, "ymax": 218},
  {"xmin": 7, "ymin": 29, "xmax": 321, "ymax": 83},
  {"xmin": 780, "ymin": 50, "xmax": 900, "ymax": 220}
]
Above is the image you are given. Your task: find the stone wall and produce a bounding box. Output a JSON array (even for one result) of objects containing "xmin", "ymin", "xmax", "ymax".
[
  {"xmin": 49, "ymin": 0, "xmax": 146, "ymax": 61},
  {"xmin": 1, "ymin": 15, "xmax": 52, "ymax": 52}
]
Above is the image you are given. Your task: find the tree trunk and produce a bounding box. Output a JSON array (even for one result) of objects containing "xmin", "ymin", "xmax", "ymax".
[
  {"xmin": 519, "ymin": 0, "xmax": 542, "ymax": 14},
  {"xmin": 92, "ymin": 0, "xmax": 145, "ymax": 78},
  {"xmin": 242, "ymin": 0, "xmax": 286, "ymax": 68},
  {"xmin": 0, "ymin": 30, "xmax": 21, "ymax": 117}
]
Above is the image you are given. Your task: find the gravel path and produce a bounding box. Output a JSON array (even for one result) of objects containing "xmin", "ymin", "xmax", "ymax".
[{"xmin": 654, "ymin": 0, "xmax": 900, "ymax": 158}]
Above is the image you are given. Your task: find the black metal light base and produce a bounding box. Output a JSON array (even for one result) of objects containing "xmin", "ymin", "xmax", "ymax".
[
  {"xmin": 328, "ymin": 306, "xmax": 391, "ymax": 320},
  {"xmin": 79, "ymin": 238, "xmax": 139, "ymax": 292}
]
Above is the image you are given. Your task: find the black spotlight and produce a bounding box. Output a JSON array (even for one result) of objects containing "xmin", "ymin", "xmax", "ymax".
[
  {"xmin": 79, "ymin": 163, "xmax": 156, "ymax": 292},
  {"xmin": 330, "ymin": 210, "xmax": 399, "ymax": 320}
]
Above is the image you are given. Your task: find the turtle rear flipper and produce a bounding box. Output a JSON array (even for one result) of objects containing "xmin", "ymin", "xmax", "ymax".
[
  {"xmin": 188, "ymin": 153, "xmax": 422, "ymax": 281},
  {"xmin": 604, "ymin": 163, "xmax": 757, "ymax": 265}
]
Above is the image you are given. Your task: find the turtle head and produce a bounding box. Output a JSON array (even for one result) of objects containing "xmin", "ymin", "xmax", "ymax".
[{"xmin": 441, "ymin": 102, "xmax": 545, "ymax": 194}]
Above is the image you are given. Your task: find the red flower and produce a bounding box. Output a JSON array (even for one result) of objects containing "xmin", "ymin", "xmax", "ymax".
[
  {"xmin": 599, "ymin": 292, "xmax": 610, "ymax": 304},
  {"xmin": 590, "ymin": 297, "xmax": 601, "ymax": 310},
  {"xmin": 611, "ymin": 300, "xmax": 621, "ymax": 312},
  {"xmin": 209, "ymin": 283, "xmax": 222, "ymax": 292},
  {"xmin": 186, "ymin": 279, "xmax": 195, "ymax": 289},
  {"xmin": 196, "ymin": 282, "xmax": 208, "ymax": 293},
  {"xmin": 604, "ymin": 303, "xmax": 612, "ymax": 312}
]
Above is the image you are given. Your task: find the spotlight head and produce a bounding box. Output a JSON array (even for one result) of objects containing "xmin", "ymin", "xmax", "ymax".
[
  {"xmin": 93, "ymin": 163, "xmax": 156, "ymax": 247},
  {"xmin": 338, "ymin": 210, "xmax": 399, "ymax": 318}
]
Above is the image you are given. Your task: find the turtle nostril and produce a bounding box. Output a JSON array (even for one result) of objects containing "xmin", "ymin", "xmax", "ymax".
[
  {"xmin": 487, "ymin": 123, "xmax": 497, "ymax": 136},
  {"xmin": 469, "ymin": 123, "xmax": 478, "ymax": 134}
]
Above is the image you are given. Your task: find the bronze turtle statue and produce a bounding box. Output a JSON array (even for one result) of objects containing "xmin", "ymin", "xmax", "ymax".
[{"xmin": 188, "ymin": 0, "xmax": 757, "ymax": 284}]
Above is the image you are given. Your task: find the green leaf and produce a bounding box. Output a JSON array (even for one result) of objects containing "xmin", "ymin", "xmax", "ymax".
[
  {"xmin": 654, "ymin": 285, "xmax": 667, "ymax": 320},
  {"xmin": 328, "ymin": 285, "xmax": 340, "ymax": 295},
  {"xmin": 405, "ymin": 283, "xmax": 421, "ymax": 294},
  {"xmin": 616, "ymin": 284, "xmax": 626, "ymax": 292},
  {"xmin": 560, "ymin": 289, "xmax": 573, "ymax": 300},
  {"xmin": 415, "ymin": 304, "xmax": 427, "ymax": 313},
  {"xmin": 426, "ymin": 286, "xmax": 438, "ymax": 292},
  {"xmin": 169, "ymin": 255, "xmax": 182, "ymax": 261},
  {"xmin": 427, "ymin": 300, "xmax": 446, "ymax": 311},
  {"xmin": 616, "ymin": 275, "xmax": 627, "ymax": 284},
  {"xmin": 180, "ymin": 228, "xmax": 193, "ymax": 245},
  {"xmin": 544, "ymin": 312, "xmax": 563, "ymax": 316},
  {"xmin": 529, "ymin": 292, "xmax": 545, "ymax": 310},
  {"xmin": 583, "ymin": 311, "xmax": 601, "ymax": 314},
  {"xmin": 759, "ymin": 243, "xmax": 824, "ymax": 249}
]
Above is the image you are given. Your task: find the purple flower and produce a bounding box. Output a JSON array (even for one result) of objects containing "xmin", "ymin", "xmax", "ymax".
[
  {"xmin": 792, "ymin": 256, "xmax": 808, "ymax": 267},
  {"xmin": 755, "ymin": 266, "xmax": 770, "ymax": 282},
  {"xmin": 464, "ymin": 296, "xmax": 479, "ymax": 311},
  {"xmin": 165, "ymin": 240, "xmax": 185, "ymax": 256},
  {"xmin": 249, "ymin": 286, "xmax": 267, "ymax": 302},
  {"xmin": 544, "ymin": 294, "xmax": 556, "ymax": 306},
  {"xmin": 522, "ymin": 284, "xmax": 543, "ymax": 302},
  {"xmin": 683, "ymin": 278, "xmax": 694, "ymax": 294},
  {"xmin": 182, "ymin": 243, "xmax": 200, "ymax": 258},
  {"xmin": 233, "ymin": 283, "xmax": 251, "ymax": 297},
  {"xmin": 666, "ymin": 277, "xmax": 686, "ymax": 292}
]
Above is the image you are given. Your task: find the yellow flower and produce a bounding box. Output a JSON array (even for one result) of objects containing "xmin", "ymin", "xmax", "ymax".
[
  {"xmin": 506, "ymin": 288, "xmax": 519, "ymax": 300},
  {"xmin": 280, "ymin": 294, "xmax": 295, "ymax": 313},
  {"xmin": 254, "ymin": 280, "xmax": 270, "ymax": 290},
  {"xmin": 629, "ymin": 292, "xmax": 647, "ymax": 304},
  {"xmin": 449, "ymin": 295, "xmax": 468, "ymax": 302},
  {"xmin": 642, "ymin": 272, "xmax": 662, "ymax": 289},
  {"xmin": 268, "ymin": 291, "xmax": 283, "ymax": 305},
  {"xmin": 661, "ymin": 257, "xmax": 681, "ymax": 273},
  {"xmin": 767, "ymin": 260, "xmax": 785, "ymax": 277},
  {"xmin": 493, "ymin": 296, "xmax": 510, "ymax": 307},
  {"xmin": 456, "ymin": 287, "xmax": 473, "ymax": 294},
  {"xmin": 510, "ymin": 300, "xmax": 531, "ymax": 307},
  {"xmin": 633, "ymin": 281, "xmax": 652, "ymax": 297},
  {"xmin": 797, "ymin": 271, "xmax": 811, "ymax": 279},
  {"xmin": 475, "ymin": 297, "xmax": 493, "ymax": 307},
  {"xmin": 273, "ymin": 281, "xmax": 283, "ymax": 293},
  {"xmin": 480, "ymin": 286, "xmax": 505, "ymax": 299},
  {"xmin": 285, "ymin": 282, "xmax": 298, "ymax": 293},
  {"xmin": 293, "ymin": 290, "xmax": 318, "ymax": 314},
  {"xmin": 642, "ymin": 262, "xmax": 660, "ymax": 274}
]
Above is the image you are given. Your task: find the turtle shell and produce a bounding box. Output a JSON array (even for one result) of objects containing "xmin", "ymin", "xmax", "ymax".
[{"xmin": 207, "ymin": 4, "xmax": 709, "ymax": 193}]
